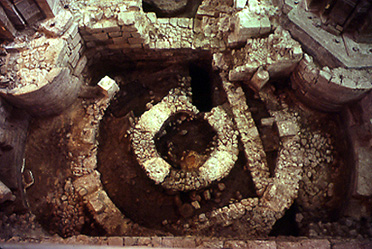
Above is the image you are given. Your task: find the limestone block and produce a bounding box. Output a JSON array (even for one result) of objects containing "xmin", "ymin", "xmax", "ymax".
[
  {"xmin": 0, "ymin": 180, "xmax": 14, "ymax": 203},
  {"xmin": 261, "ymin": 117, "xmax": 275, "ymax": 127},
  {"xmin": 97, "ymin": 76, "xmax": 120, "ymax": 98},
  {"xmin": 73, "ymin": 56, "xmax": 87, "ymax": 76},
  {"xmin": 69, "ymin": 43, "xmax": 82, "ymax": 67},
  {"xmin": 259, "ymin": 16, "xmax": 271, "ymax": 35},
  {"xmin": 108, "ymin": 31, "xmax": 123, "ymax": 38},
  {"xmin": 235, "ymin": 0, "xmax": 247, "ymax": 10},
  {"xmin": 118, "ymin": 12, "xmax": 136, "ymax": 26},
  {"xmin": 70, "ymin": 33, "xmax": 82, "ymax": 48},
  {"xmin": 234, "ymin": 9, "xmax": 262, "ymax": 40},
  {"xmin": 128, "ymin": 37, "xmax": 143, "ymax": 44},
  {"xmin": 101, "ymin": 19, "xmax": 121, "ymax": 33},
  {"xmin": 73, "ymin": 170, "xmax": 101, "ymax": 196},
  {"xmin": 112, "ymin": 37, "xmax": 128, "ymax": 44},
  {"xmin": 91, "ymin": 32, "xmax": 108, "ymax": 41},
  {"xmin": 157, "ymin": 18, "xmax": 169, "ymax": 24},
  {"xmin": 355, "ymin": 146, "xmax": 372, "ymax": 196},
  {"xmin": 44, "ymin": 38, "xmax": 68, "ymax": 66},
  {"xmin": 177, "ymin": 18, "xmax": 190, "ymax": 28},
  {"xmin": 212, "ymin": 53, "xmax": 228, "ymax": 70},
  {"xmin": 229, "ymin": 63, "xmax": 259, "ymax": 81},
  {"xmin": 146, "ymin": 12, "xmax": 157, "ymax": 24},
  {"xmin": 39, "ymin": 10, "xmax": 73, "ymax": 37},
  {"xmin": 277, "ymin": 120, "xmax": 299, "ymax": 138},
  {"xmin": 87, "ymin": 196, "xmax": 106, "ymax": 214},
  {"xmin": 250, "ymin": 66, "xmax": 269, "ymax": 90}
]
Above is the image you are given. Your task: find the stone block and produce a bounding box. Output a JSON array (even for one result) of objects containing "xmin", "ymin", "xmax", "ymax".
[
  {"xmin": 250, "ymin": 66, "xmax": 269, "ymax": 90},
  {"xmin": 112, "ymin": 37, "xmax": 129, "ymax": 44},
  {"xmin": 162, "ymin": 237, "xmax": 196, "ymax": 248},
  {"xmin": 107, "ymin": 237, "xmax": 123, "ymax": 246},
  {"xmin": 39, "ymin": 10, "xmax": 72, "ymax": 37},
  {"xmin": 101, "ymin": 19, "xmax": 121, "ymax": 33},
  {"xmin": 118, "ymin": 12, "xmax": 136, "ymax": 26},
  {"xmin": 235, "ymin": 0, "xmax": 247, "ymax": 10},
  {"xmin": 124, "ymin": 237, "xmax": 138, "ymax": 246},
  {"xmin": 229, "ymin": 63, "xmax": 259, "ymax": 81},
  {"xmin": 198, "ymin": 240, "xmax": 224, "ymax": 248},
  {"xmin": 177, "ymin": 18, "xmax": 191, "ymax": 28},
  {"xmin": 88, "ymin": 197, "xmax": 105, "ymax": 214},
  {"xmin": 151, "ymin": 237, "xmax": 162, "ymax": 247},
  {"xmin": 246, "ymin": 240, "xmax": 276, "ymax": 249},
  {"xmin": 128, "ymin": 37, "xmax": 143, "ymax": 44},
  {"xmin": 158, "ymin": 18, "xmax": 169, "ymax": 24},
  {"xmin": 70, "ymin": 33, "xmax": 82, "ymax": 48},
  {"xmin": 108, "ymin": 31, "xmax": 123, "ymax": 38},
  {"xmin": 66, "ymin": 23, "xmax": 79, "ymax": 40},
  {"xmin": 0, "ymin": 180, "xmax": 14, "ymax": 203},
  {"xmin": 331, "ymin": 240, "xmax": 371, "ymax": 249},
  {"xmin": 69, "ymin": 43, "xmax": 82, "ymax": 64},
  {"xmin": 73, "ymin": 56, "xmax": 87, "ymax": 76},
  {"xmin": 277, "ymin": 120, "xmax": 299, "ymax": 138},
  {"xmin": 355, "ymin": 146, "xmax": 372, "ymax": 196},
  {"xmin": 73, "ymin": 170, "xmax": 101, "ymax": 196},
  {"xmin": 261, "ymin": 117, "xmax": 275, "ymax": 127},
  {"xmin": 146, "ymin": 12, "xmax": 157, "ymax": 24},
  {"xmin": 97, "ymin": 76, "xmax": 120, "ymax": 98},
  {"xmin": 91, "ymin": 32, "xmax": 109, "ymax": 41},
  {"xmin": 259, "ymin": 16, "xmax": 271, "ymax": 35},
  {"xmin": 137, "ymin": 237, "xmax": 152, "ymax": 246},
  {"xmin": 277, "ymin": 239, "xmax": 330, "ymax": 249},
  {"xmin": 235, "ymin": 10, "xmax": 260, "ymax": 40}
]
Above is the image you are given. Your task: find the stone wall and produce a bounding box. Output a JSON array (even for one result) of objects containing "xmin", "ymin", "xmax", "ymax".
[
  {"xmin": 0, "ymin": 10, "xmax": 85, "ymax": 116},
  {"xmin": 0, "ymin": 97, "xmax": 29, "ymax": 209},
  {"xmin": 291, "ymin": 54, "xmax": 372, "ymax": 112}
]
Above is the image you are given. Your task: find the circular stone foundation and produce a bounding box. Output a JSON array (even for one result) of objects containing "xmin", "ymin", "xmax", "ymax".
[{"xmin": 130, "ymin": 88, "xmax": 239, "ymax": 191}]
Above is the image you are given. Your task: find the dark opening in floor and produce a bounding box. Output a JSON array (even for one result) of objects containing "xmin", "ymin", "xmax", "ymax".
[
  {"xmin": 189, "ymin": 61, "xmax": 214, "ymax": 112},
  {"xmin": 155, "ymin": 112, "xmax": 217, "ymax": 170},
  {"xmin": 142, "ymin": 0, "xmax": 203, "ymax": 18}
]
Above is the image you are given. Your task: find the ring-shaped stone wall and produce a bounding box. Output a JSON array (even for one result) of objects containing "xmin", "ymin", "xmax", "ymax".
[{"xmin": 131, "ymin": 88, "xmax": 239, "ymax": 191}]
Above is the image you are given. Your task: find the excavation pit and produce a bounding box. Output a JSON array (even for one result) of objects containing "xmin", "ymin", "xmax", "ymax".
[{"xmin": 1, "ymin": 0, "xmax": 367, "ymax": 242}]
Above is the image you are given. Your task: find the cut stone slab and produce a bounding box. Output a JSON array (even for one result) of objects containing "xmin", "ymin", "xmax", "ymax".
[{"xmin": 97, "ymin": 76, "xmax": 120, "ymax": 98}]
